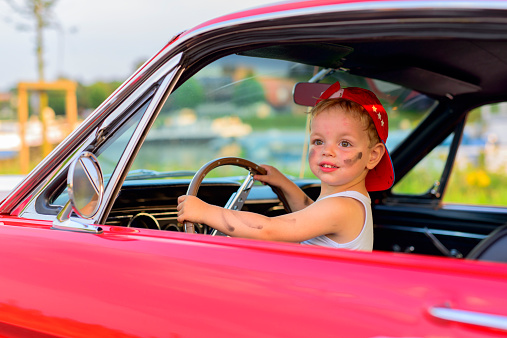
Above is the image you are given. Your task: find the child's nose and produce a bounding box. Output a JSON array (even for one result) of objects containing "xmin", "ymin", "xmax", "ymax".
[{"xmin": 322, "ymin": 143, "xmax": 336, "ymax": 156}]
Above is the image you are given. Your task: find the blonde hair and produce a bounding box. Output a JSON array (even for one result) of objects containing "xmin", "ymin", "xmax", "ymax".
[{"xmin": 309, "ymin": 98, "xmax": 380, "ymax": 147}]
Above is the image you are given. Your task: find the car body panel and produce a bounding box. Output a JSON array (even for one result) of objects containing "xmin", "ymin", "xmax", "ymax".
[
  {"xmin": 1, "ymin": 0, "xmax": 507, "ymax": 336},
  {"xmin": 0, "ymin": 214, "xmax": 506, "ymax": 337}
]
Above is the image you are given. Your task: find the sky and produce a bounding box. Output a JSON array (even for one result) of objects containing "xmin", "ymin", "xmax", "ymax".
[{"xmin": 0, "ymin": 0, "xmax": 277, "ymax": 92}]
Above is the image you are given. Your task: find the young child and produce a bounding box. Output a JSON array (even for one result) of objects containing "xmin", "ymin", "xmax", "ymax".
[{"xmin": 177, "ymin": 81, "xmax": 394, "ymax": 251}]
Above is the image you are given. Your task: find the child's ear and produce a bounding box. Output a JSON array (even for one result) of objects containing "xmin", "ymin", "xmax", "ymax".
[{"xmin": 366, "ymin": 142, "xmax": 386, "ymax": 169}]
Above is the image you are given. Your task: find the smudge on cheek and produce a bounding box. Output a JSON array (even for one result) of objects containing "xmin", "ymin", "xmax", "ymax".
[{"xmin": 343, "ymin": 152, "xmax": 363, "ymax": 166}]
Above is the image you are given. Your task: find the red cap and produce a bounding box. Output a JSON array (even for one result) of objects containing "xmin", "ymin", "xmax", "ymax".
[{"xmin": 317, "ymin": 81, "xmax": 394, "ymax": 191}]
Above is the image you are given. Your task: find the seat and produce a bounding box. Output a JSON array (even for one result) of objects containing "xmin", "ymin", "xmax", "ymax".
[{"xmin": 466, "ymin": 224, "xmax": 507, "ymax": 263}]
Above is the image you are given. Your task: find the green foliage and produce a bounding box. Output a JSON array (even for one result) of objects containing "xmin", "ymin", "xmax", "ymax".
[
  {"xmin": 393, "ymin": 165, "xmax": 507, "ymax": 206},
  {"xmin": 392, "ymin": 167, "xmax": 438, "ymax": 195},
  {"xmin": 47, "ymin": 90, "xmax": 65, "ymax": 115},
  {"xmin": 242, "ymin": 112, "xmax": 308, "ymax": 130},
  {"xmin": 168, "ymin": 78, "xmax": 205, "ymax": 110},
  {"xmin": 77, "ymin": 81, "xmax": 122, "ymax": 111},
  {"xmin": 444, "ymin": 168, "xmax": 507, "ymax": 206},
  {"xmin": 232, "ymin": 79, "xmax": 265, "ymax": 106}
]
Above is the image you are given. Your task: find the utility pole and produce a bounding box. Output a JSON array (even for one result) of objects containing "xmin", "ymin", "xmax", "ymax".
[
  {"xmin": 6, "ymin": 0, "xmax": 59, "ymax": 82},
  {"xmin": 6, "ymin": 0, "xmax": 60, "ymax": 166}
]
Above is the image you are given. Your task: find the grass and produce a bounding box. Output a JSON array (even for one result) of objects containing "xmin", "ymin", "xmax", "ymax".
[{"xmin": 394, "ymin": 166, "xmax": 507, "ymax": 206}]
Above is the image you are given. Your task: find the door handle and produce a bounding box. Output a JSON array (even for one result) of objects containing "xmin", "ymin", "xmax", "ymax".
[{"xmin": 429, "ymin": 306, "xmax": 507, "ymax": 331}]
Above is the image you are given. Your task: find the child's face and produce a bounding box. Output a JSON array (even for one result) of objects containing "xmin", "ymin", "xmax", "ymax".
[{"xmin": 308, "ymin": 107, "xmax": 374, "ymax": 191}]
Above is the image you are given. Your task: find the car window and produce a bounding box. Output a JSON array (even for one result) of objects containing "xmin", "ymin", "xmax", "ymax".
[
  {"xmin": 392, "ymin": 133, "xmax": 453, "ymax": 196},
  {"xmin": 444, "ymin": 103, "xmax": 507, "ymax": 206},
  {"xmin": 96, "ymin": 100, "xmax": 148, "ymax": 186},
  {"xmin": 51, "ymin": 98, "xmax": 150, "ymax": 207},
  {"xmin": 131, "ymin": 53, "xmax": 436, "ymax": 180}
]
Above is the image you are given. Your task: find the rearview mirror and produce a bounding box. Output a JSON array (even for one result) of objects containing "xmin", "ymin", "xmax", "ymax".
[{"xmin": 293, "ymin": 82, "xmax": 332, "ymax": 106}]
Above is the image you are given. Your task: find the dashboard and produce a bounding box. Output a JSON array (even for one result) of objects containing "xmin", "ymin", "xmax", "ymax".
[{"xmin": 106, "ymin": 178, "xmax": 321, "ymax": 233}]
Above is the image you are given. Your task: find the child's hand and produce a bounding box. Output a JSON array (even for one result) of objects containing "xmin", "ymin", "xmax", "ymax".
[
  {"xmin": 254, "ymin": 164, "xmax": 312, "ymax": 212},
  {"xmin": 253, "ymin": 165, "xmax": 288, "ymax": 188},
  {"xmin": 177, "ymin": 195, "xmax": 208, "ymax": 224}
]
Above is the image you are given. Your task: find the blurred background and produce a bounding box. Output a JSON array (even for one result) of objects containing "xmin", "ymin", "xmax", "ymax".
[
  {"xmin": 1, "ymin": 1, "xmax": 505, "ymax": 207},
  {"xmin": 0, "ymin": 0, "xmax": 274, "ymax": 182}
]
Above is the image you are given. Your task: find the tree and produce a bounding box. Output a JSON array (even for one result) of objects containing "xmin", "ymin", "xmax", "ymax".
[
  {"xmin": 75, "ymin": 81, "xmax": 122, "ymax": 116},
  {"xmin": 6, "ymin": 0, "xmax": 60, "ymax": 82},
  {"xmin": 232, "ymin": 78, "xmax": 265, "ymax": 106},
  {"xmin": 168, "ymin": 78, "xmax": 205, "ymax": 110}
]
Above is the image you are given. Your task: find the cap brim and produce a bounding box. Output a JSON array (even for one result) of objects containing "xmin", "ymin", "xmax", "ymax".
[{"xmin": 365, "ymin": 144, "xmax": 395, "ymax": 191}]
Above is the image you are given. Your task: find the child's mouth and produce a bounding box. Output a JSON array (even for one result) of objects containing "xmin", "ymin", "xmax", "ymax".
[{"xmin": 320, "ymin": 163, "xmax": 339, "ymax": 171}]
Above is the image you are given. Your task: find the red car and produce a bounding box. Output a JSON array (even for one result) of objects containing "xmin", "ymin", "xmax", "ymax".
[{"xmin": 1, "ymin": 0, "xmax": 507, "ymax": 336}]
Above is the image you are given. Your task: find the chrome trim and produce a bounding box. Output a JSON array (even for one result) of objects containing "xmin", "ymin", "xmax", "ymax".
[
  {"xmin": 423, "ymin": 227, "xmax": 463, "ymax": 258},
  {"xmin": 95, "ymin": 66, "xmax": 181, "ymax": 223},
  {"xmin": 208, "ymin": 173, "xmax": 256, "ymax": 236},
  {"xmin": 375, "ymin": 224, "xmax": 488, "ymax": 240},
  {"xmin": 224, "ymin": 173, "xmax": 256, "ymax": 211},
  {"xmin": 66, "ymin": 152, "xmax": 104, "ymax": 219},
  {"xmin": 429, "ymin": 306, "xmax": 507, "ymax": 331},
  {"xmin": 51, "ymin": 201, "xmax": 103, "ymax": 234},
  {"xmin": 309, "ymin": 69, "xmax": 334, "ymax": 83},
  {"xmin": 443, "ymin": 204, "xmax": 507, "ymax": 215},
  {"xmin": 51, "ymin": 152, "xmax": 103, "ymax": 234},
  {"xmin": 127, "ymin": 212, "xmax": 161, "ymax": 230}
]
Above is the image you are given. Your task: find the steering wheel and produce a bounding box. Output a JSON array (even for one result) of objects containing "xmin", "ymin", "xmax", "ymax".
[{"xmin": 184, "ymin": 157, "xmax": 291, "ymax": 234}]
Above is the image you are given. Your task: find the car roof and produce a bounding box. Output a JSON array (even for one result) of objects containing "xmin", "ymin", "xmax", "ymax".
[
  {"xmin": 178, "ymin": 0, "xmax": 507, "ymax": 103},
  {"xmin": 184, "ymin": 0, "xmax": 507, "ymax": 37}
]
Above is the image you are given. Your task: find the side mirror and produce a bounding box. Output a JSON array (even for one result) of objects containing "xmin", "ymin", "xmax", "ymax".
[
  {"xmin": 52, "ymin": 151, "xmax": 104, "ymax": 233},
  {"xmin": 68, "ymin": 151, "xmax": 103, "ymax": 218},
  {"xmin": 293, "ymin": 82, "xmax": 332, "ymax": 106}
]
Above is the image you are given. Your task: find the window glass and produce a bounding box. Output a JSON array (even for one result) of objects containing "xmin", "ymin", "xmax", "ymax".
[
  {"xmin": 132, "ymin": 55, "xmax": 312, "ymax": 178},
  {"xmin": 444, "ymin": 103, "xmax": 507, "ymax": 206},
  {"xmin": 51, "ymin": 98, "xmax": 149, "ymax": 207},
  {"xmin": 131, "ymin": 53, "xmax": 436, "ymax": 180},
  {"xmin": 392, "ymin": 134, "xmax": 452, "ymax": 195},
  {"xmin": 95, "ymin": 100, "xmax": 149, "ymax": 186}
]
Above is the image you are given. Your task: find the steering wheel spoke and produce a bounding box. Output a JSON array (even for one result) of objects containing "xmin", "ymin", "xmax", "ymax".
[
  {"xmin": 224, "ymin": 172, "xmax": 256, "ymax": 211},
  {"xmin": 184, "ymin": 157, "xmax": 290, "ymax": 235}
]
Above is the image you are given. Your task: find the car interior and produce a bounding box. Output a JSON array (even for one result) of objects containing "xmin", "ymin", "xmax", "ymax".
[{"xmin": 42, "ymin": 36, "xmax": 507, "ymax": 263}]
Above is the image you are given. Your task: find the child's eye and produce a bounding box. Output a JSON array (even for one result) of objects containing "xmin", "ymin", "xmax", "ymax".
[
  {"xmin": 312, "ymin": 139, "xmax": 323, "ymax": 146},
  {"xmin": 340, "ymin": 140, "xmax": 351, "ymax": 147}
]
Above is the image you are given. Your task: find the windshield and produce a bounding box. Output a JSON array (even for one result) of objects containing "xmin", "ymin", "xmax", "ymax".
[{"xmin": 131, "ymin": 53, "xmax": 436, "ymax": 179}]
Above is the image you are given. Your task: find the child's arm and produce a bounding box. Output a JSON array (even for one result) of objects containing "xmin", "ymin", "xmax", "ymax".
[
  {"xmin": 177, "ymin": 194, "xmax": 364, "ymax": 243},
  {"xmin": 253, "ymin": 165, "xmax": 313, "ymax": 212}
]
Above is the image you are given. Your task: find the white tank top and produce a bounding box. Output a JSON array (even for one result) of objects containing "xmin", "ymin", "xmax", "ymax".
[{"xmin": 300, "ymin": 191, "xmax": 373, "ymax": 251}]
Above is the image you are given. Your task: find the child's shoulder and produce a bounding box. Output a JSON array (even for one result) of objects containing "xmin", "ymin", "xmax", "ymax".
[
  {"xmin": 311, "ymin": 191, "xmax": 368, "ymax": 213},
  {"xmin": 318, "ymin": 190, "xmax": 370, "ymax": 203},
  {"xmin": 303, "ymin": 191, "xmax": 369, "ymax": 237}
]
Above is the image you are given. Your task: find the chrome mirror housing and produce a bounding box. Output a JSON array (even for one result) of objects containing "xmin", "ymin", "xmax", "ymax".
[{"xmin": 51, "ymin": 152, "xmax": 104, "ymax": 233}]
